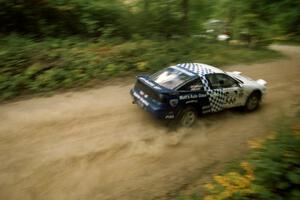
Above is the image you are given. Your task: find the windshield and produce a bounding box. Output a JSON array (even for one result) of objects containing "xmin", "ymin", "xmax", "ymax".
[{"xmin": 150, "ymin": 67, "xmax": 192, "ymax": 90}]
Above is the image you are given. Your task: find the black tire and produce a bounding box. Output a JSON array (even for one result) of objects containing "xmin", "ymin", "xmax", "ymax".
[
  {"xmin": 244, "ymin": 92, "xmax": 261, "ymax": 111},
  {"xmin": 178, "ymin": 107, "xmax": 197, "ymax": 127}
]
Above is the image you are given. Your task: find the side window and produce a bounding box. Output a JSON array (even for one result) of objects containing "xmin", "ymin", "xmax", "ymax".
[
  {"xmin": 178, "ymin": 78, "xmax": 204, "ymax": 91},
  {"xmin": 206, "ymin": 74, "xmax": 238, "ymax": 89},
  {"xmin": 206, "ymin": 74, "xmax": 220, "ymax": 89}
]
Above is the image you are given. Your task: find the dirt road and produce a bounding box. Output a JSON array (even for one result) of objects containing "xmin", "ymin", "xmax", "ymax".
[{"xmin": 0, "ymin": 45, "xmax": 300, "ymax": 200}]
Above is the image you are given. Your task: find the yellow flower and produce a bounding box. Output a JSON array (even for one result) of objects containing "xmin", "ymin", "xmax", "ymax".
[
  {"xmin": 214, "ymin": 175, "xmax": 228, "ymax": 187},
  {"xmin": 240, "ymin": 161, "xmax": 250, "ymax": 170},
  {"xmin": 240, "ymin": 161, "xmax": 253, "ymax": 177},
  {"xmin": 203, "ymin": 195, "xmax": 217, "ymax": 200},
  {"xmin": 205, "ymin": 161, "xmax": 256, "ymax": 200},
  {"xmin": 221, "ymin": 190, "xmax": 233, "ymax": 198},
  {"xmin": 136, "ymin": 61, "xmax": 148, "ymax": 71},
  {"xmin": 248, "ymin": 139, "xmax": 263, "ymax": 149},
  {"xmin": 204, "ymin": 183, "xmax": 215, "ymax": 190}
]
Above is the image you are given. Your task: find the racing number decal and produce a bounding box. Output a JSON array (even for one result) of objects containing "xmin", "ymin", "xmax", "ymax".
[
  {"xmin": 224, "ymin": 89, "xmax": 243, "ymax": 105},
  {"xmin": 224, "ymin": 91, "xmax": 238, "ymax": 104}
]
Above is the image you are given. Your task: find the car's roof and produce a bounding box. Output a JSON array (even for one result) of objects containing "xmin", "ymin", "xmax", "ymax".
[{"xmin": 175, "ymin": 63, "xmax": 224, "ymax": 76}]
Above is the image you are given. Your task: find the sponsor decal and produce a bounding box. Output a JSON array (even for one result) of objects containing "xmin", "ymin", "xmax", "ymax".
[
  {"xmin": 202, "ymin": 110, "xmax": 210, "ymax": 114},
  {"xmin": 186, "ymin": 100, "xmax": 198, "ymax": 104},
  {"xmin": 179, "ymin": 93, "xmax": 206, "ymax": 100},
  {"xmin": 198, "ymin": 94, "xmax": 207, "ymax": 98},
  {"xmin": 165, "ymin": 115, "xmax": 175, "ymax": 119},
  {"xmin": 202, "ymin": 105, "xmax": 210, "ymax": 109},
  {"xmin": 165, "ymin": 112, "xmax": 175, "ymax": 119},
  {"xmin": 169, "ymin": 99, "xmax": 179, "ymax": 107}
]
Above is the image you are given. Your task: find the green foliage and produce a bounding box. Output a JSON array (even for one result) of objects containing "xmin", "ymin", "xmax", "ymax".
[
  {"xmin": 0, "ymin": 35, "xmax": 281, "ymax": 101},
  {"xmin": 0, "ymin": 0, "xmax": 131, "ymax": 38},
  {"xmin": 261, "ymin": 0, "xmax": 300, "ymax": 36},
  {"xmin": 1, "ymin": 0, "xmax": 298, "ymax": 41},
  {"xmin": 248, "ymin": 127, "xmax": 300, "ymax": 200},
  {"xmin": 214, "ymin": 0, "xmax": 300, "ymax": 46},
  {"xmin": 0, "ymin": 0, "xmax": 194, "ymax": 39},
  {"xmin": 214, "ymin": 0, "xmax": 269, "ymax": 47},
  {"xmin": 199, "ymin": 119, "xmax": 300, "ymax": 200}
]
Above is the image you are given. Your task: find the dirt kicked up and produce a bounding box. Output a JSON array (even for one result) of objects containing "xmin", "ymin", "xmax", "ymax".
[{"xmin": 0, "ymin": 45, "xmax": 300, "ymax": 200}]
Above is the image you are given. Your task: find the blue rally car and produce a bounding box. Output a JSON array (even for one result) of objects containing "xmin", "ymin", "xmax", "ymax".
[{"xmin": 130, "ymin": 63, "xmax": 267, "ymax": 127}]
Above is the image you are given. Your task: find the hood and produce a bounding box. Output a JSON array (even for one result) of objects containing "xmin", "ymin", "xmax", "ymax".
[{"xmin": 227, "ymin": 71, "xmax": 267, "ymax": 87}]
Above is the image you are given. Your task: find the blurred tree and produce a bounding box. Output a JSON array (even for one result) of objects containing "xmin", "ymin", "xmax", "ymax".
[
  {"xmin": 181, "ymin": 0, "xmax": 189, "ymax": 34},
  {"xmin": 262, "ymin": 0, "xmax": 300, "ymax": 37},
  {"xmin": 215, "ymin": 0, "xmax": 270, "ymax": 47},
  {"xmin": 0, "ymin": 0, "xmax": 298, "ymax": 41},
  {"xmin": 0, "ymin": 0, "xmax": 132, "ymax": 38},
  {"xmin": 214, "ymin": 0, "xmax": 300, "ymax": 45},
  {"xmin": 132, "ymin": 0, "xmax": 182, "ymax": 38},
  {"xmin": 144, "ymin": 0, "xmax": 149, "ymax": 11},
  {"xmin": 188, "ymin": 0, "xmax": 217, "ymax": 35}
]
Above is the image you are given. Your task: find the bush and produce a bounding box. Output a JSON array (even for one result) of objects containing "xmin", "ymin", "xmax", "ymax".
[
  {"xmin": 202, "ymin": 120, "xmax": 300, "ymax": 200},
  {"xmin": 0, "ymin": 35, "xmax": 282, "ymax": 101}
]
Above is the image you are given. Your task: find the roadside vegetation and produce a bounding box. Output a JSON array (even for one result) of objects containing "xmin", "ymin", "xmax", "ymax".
[
  {"xmin": 177, "ymin": 112, "xmax": 300, "ymax": 200},
  {"xmin": 0, "ymin": 35, "xmax": 281, "ymax": 101},
  {"xmin": 0, "ymin": 0, "xmax": 299, "ymax": 101}
]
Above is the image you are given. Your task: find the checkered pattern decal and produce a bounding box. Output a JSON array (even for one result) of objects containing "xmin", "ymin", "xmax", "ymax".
[
  {"xmin": 206, "ymin": 89, "xmax": 226, "ymax": 112},
  {"xmin": 177, "ymin": 63, "xmax": 226, "ymax": 113},
  {"xmin": 176, "ymin": 63, "xmax": 222, "ymax": 76}
]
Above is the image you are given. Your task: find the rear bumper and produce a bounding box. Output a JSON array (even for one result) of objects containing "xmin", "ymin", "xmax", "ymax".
[{"xmin": 130, "ymin": 89, "xmax": 175, "ymax": 119}]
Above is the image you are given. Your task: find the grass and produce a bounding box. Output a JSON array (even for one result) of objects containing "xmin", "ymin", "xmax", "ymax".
[{"xmin": 0, "ymin": 34, "xmax": 283, "ymax": 101}]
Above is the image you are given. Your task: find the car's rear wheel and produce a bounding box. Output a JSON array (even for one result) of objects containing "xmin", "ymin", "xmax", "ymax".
[
  {"xmin": 245, "ymin": 92, "xmax": 261, "ymax": 111},
  {"xmin": 179, "ymin": 107, "xmax": 197, "ymax": 127}
]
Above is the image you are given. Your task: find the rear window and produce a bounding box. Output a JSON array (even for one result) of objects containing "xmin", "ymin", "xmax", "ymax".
[{"xmin": 151, "ymin": 67, "xmax": 192, "ymax": 90}]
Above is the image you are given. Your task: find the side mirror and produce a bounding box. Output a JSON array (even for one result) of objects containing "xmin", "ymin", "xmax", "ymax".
[{"xmin": 235, "ymin": 81, "xmax": 242, "ymax": 87}]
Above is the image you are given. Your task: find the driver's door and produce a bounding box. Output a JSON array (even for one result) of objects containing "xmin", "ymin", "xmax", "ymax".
[
  {"xmin": 177, "ymin": 78, "xmax": 210, "ymax": 111},
  {"xmin": 205, "ymin": 73, "xmax": 243, "ymax": 109}
]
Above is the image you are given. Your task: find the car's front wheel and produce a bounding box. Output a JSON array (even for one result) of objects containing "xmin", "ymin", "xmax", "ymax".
[
  {"xmin": 244, "ymin": 92, "xmax": 261, "ymax": 111},
  {"xmin": 178, "ymin": 107, "xmax": 197, "ymax": 127}
]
